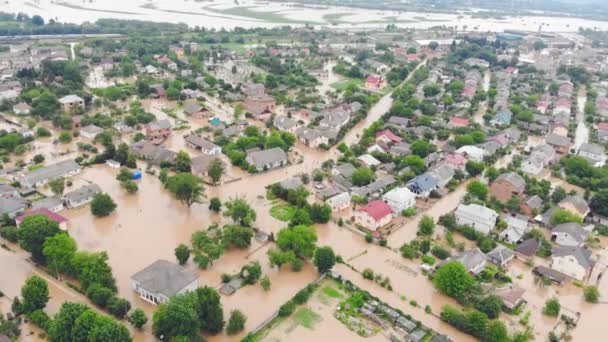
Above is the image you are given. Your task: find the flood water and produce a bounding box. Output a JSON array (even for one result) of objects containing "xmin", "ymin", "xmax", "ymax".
[{"xmin": 7, "ymin": 0, "xmax": 608, "ymax": 32}]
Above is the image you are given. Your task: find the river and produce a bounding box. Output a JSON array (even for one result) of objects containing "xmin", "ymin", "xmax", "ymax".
[{"xmin": 6, "ymin": 0, "xmax": 608, "ymax": 32}]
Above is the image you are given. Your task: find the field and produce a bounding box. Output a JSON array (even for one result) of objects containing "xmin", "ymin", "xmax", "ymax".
[
  {"xmin": 269, "ymin": 203, "xmax": 297, "ymax": 222},
  {"xmin": 203, "ymin": 6, "xmax": 320, "ymax": 25},
  {"xmin": 331, "ymin": 79, "xmax": 363, "ymax": 91}
]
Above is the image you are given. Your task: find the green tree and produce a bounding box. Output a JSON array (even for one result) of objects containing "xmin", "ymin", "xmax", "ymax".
[
  {"xmin": 411, "ymin": 139, "xmax": 436, "ymax": 157},
  {"xmin": 551, "ymin": 186, "xmax": 567, "ymax": 204},
  {"xmin": 543, "ymin": 297, "xmax": 560, "ymax": 316},
  {"xmin": 484, "ymin": 320, "xmax": 508, "ymax": 342},
  {"xmin": 351, "ymin": 167, "xmax": 375, "ymax": 186},
  {"xmin": 71, "ymin": 251, "xmax": 116, "ymax": 291},
  {"xmin": 18, "ymin": 214, "xmax": 61, "ymax": 264},
  {"xmin": 152, "ymin": 292, "xmax": 200, "ymax": 339},
  {"xmin": 43, "ymin": 233, "xmax": 77, "ymax": 276},
  {"xmin": 195, "ymin": 286, "xmax": 225, "ymax": 334},
  {"xmin": 175, "ymin": 151, "xmax": 192, "ymax": 173},
  {"xmin": 241, "ymin": 261, "xmax": 262, "ymax": 285},
  {"xmin": 208, "ymin": 158, "xmax": 224, "ymax": 184},
  {"xmin": 91, "ymin": 193, "xmax": 117, "ymax": 217},
  {"xmin": 31, "ymin": 91, "xmax": 60, "ymax": 118},
  {"xmin": 20, "ymin": 276, "xmax": 49, "ymax": 313},
  {"xmin": 276, "ymin": 225, "xmax": 318, "ymax": 258},
  {"xmin": 224, "ymin": 198, "xmax": 256, "ymax": 226},
  {"xmin": 129, "ymin": 308, "xmax": 148, "ymax": 329},
  {"xmin": 260, "ymin": 275, "xmax": 271, "ymax": 291},
  {"xmin": 433, "ymin": 261, "xmax": 475, "ymax": 299},
  {"xmin": 418, "ymin": 215, "xmax": 435, "ymax": 236},
  {"xmin": 174, "ymin": 244, "xmax": 191, "ymax": 265},
  {"xmin": 48, "ymin": 302, "xmax": 89, "ymax": 341},
  {"xmin": 485, "ymin": 167, "xmax": 499, "ymax": 183},
  {"xmin": 313, "ymin": 246, "xmax": 336, "ymax": 273},
  {"xmin": 550, "ymin": 209, "xmax": 583, "ymax": 225},
  {"xmin": 590, "ymin": 190, "xmax": 608, "ymax": 217},
  {"xmin": 467, "ymin": 180, "xmax": 488, "ymax": 200},
  {"xmin": 165, "ymin": 173, "xmax": 204, "ymax": 207},
  {"xmin": 48, "ymin": 177, "xmax": 65, "ymax": 196},
  {"xmin": 226, "ymin": 310, "xmax": 246, "ymax": 335},
  {"xmin": 223, "ymin": 225, "xmax": 253, "ymax": 249},
  {"xmin": 465, "ymin": 161, "xmax": 485, "ymax": 176},
  {"xmin": 584, "ymin": 286, "xmax": 600, "ymax": 303},
  {"xmin": 476, "ymin": 295, "xmax": 503, "ymax": 319},
  {"xmin": 208, "ymin": 197, "xmax": 222, "ymax": 212}
]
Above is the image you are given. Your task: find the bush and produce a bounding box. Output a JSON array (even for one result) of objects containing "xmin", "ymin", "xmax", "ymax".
[
  {"xmin": 278, "ymin": 301, "xmax": 296, "ymax": 317},
  {"xmin": 86, "ymin": 283, "xmax": 114, "ymax": 307},
  {"xmin": 431, "ymin": 246, "xmax": 451, "ymax": 260},
  {"xmin": 421, "ymin": 255, "xmax": 436, "ymax": 265},
  {"xmin": 226, "ymin": 310, "xmax": 247, "ymax": 335},
  {"xmin": 0, "ymin": 226, "xmax": 19, "ymax": 242},
  {"xmin": 362, "ymin": 268, "xmax": 374, "ymax": 280},
  {"xmin": 293, "ymin": 286, "xmax": 313, "ymax": 304},
  {"xmin": 403, "ymin": 207, "xmax": 417, "ymax": 217},
  {"xmin": 129, "ymin": 308, "xmax": 148, "ymax": 329},
  {"xmin": 543, "ymin": 297, "xmax": 560, "ymax": 316},
  {"xmin": 27, "ymin": 309, "xmax": 51, "ymax": 331},
  {"xmin": 106, "ymin": 296, "xmax": 131, "ymax": 318},
  {"xmin": 584, "ymin": 286, "xmax": 600, "ymax": 303},
  {"xmin": 400, "ymin": 244, "xmax": 417, "ymax": 259}
]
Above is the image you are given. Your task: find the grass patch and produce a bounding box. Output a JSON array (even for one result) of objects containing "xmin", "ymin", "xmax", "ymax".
[
  {"xmin": 322, "ymin": 286, "xmax": 343, "ymax": 299},
  {"xmin": 293, "ymin": 307, "xmax": 321, "ymax": 329},
  {"xmin": 322, "ymin": 12, "xmax": 353, "ymax": 23},
  {"xmin": 270, "ymin": 203, "xmax": 296, "ymax": 221},
  {"xmin": 204, "ymin": 6, "xmax": 320, "ymax": 24},
  {"xmin": 331, "ymin": 78, "xmax": 363, "ymax": 91}
]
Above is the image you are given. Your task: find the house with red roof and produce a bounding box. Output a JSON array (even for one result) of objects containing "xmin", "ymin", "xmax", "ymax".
[
  {"xmin": 407, "ymin": 54, "xmax": 418, "ymax": 61},
  {"xmin": 450, "ymin": 117, "xmax": 470, "ymax": 128},
  {"xmin": 365, "ymin": 75, "xmax": 386, "ymax": 90},
  {"xmin": 16, "ymin": 208, "xmax": 68, "ymax": 230},
  {"xmin": 597, "ymin": 122, "xmax": 608, "ymax": 141},
  {"xmin": 462, "ymin": 86, "xmax": 476, "ymax": 99},
  {"xmin": 354, "ymin": 200, "xmax": 393, "ymax": 231},
  {"xmin": 375, "ymin": 129, "xmax": 402, "ymax": 144},
  {"xmin": 537, "ymin": 100, "xmax": 550, "ymax": 114},
  {"xmin": 597, "ymin": 97, "xmax": 608, "ymax": 117},
  {"xmin": 505, "ymin": 67, "xmax": 519, "ymax": 75},
  {"xmin": 155, "ymin": 55, "xmax": 172, "ymax": 64},
  {"xmin": 554, "ymin": 99, "xmax": 572, "ymax": 115},
  {"xmin": 445, "ymin": 153, "xmax": 468, "ymax": 170}
]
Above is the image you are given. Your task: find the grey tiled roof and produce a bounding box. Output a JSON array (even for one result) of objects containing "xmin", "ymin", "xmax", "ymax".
[{"xmin": 131, "ymin": 260, "xmax": 198, "ymax": 297}]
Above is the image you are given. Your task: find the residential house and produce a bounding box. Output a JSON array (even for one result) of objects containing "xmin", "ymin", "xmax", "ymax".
[
  {"xmin": 64, "ymin": 184, "xmax": 101, "ymax": 208},
  {"xmin": 0, "ymin": 197, "xmax": 27, "ymax": 218},
  {"xmin": 357, "ymin": 154, "xmax": 381, "ymax": 168},
  {"xmin": 578, "ymin": 143, "xmax": 606, "ymax": 167},
  {"xmin": 274, "ymin": 116, "xmax": 299, "ymax": 133},
  {"xmin": 183, "ymin": 101, "xmax": 210, "ymax": 119},
  {"xmin": 493, "ymin": 285, "xmax": 525, "ymax": 311},
  {"xmin": 550, "ymin": 246, "xmax": 594, "ymax": 281},
  {"xmin": 278, "ymin": 177, "xmax": 303, "ymax": 191},
  {"xmin": 598, "ymin": 122, "xmax": 608, "ymax": 141},
  {"xmin": 558, "ymin": 195, "xmax": 590, "ymax": 218},
  {"xmin": 546, "ymin": 133, "xmax": 572, "ymax": 154},
  {"xmin": 326, "ymin": 192, "xmax": 351, "ymax": 211},
  {"xmin": 521, "ymin": 144, "xmax": 555, "ymax": 176},
  {"xmin": 490, "ymin": 109, "xmax": 512, "ymax": 127},
  {"xmin": 489, "ymin": 172, "xmax": 526, "ymax": 202},
  {"xmin": 146, "ymin": 120, "xmax": 172, "ymax": 144},
  {"xmin": 430, "ymin": 163, "xmax": 455, "ymax": 188},
  {"xmin": 16, "ymin": 208, "xmax": 68, "ymax": 230},
  {"xmin": 444, "ymin": 153, "xmax": 467, "ymax": 171},
  {"xmin": 131, "ymin": 260, "xmax": 198, "ymax": 305},
  {"xmin": 31, "ymin": 196, "xmax": 64, "ymax": 213},
  {"xmin": 80, "ymin": 124, "xmax": 103, "ymax": 139},
  {"xmin": 131, "ymin": 141, "xmax": 177, "ymax": 165},
  {"xmin": 500, "ymin": 215, "xmax": 530, "ymax": 243},
  {"xmin": 407, "ymin": 173, "xmax": 439, "ymax": 198},
  {"xmin": 333, "ymin": 163, "xmax": 356, "ymax": 179},
  {"xmin": 388, "ymin": 142, "xmax": 411, "ymax": 157},
  {"xmin": 0, "ymin": 184, "xmax": 19, "ymax": 198},
  {"xmin": 386, "ymin": 116, "xmax": 410, "ymax": 129},
  {"xmin": 449, "ymin": 117, "xmax": 469, "ymax": 128},
  {"xmin": 516, "ymin": 238, "xmax": 540, "ymax": 261},
  {"xmin": 455, "ymin": 145, "xmax": 485, "ymax": 162},
  {"xmin": 551, "ymin": 223, "xmax": 591, "ymax": 247},
  {"xmin": 245, "ymin": 148, "xmax": 288, "ymax": 171},
  {"xmin": 455, "ymin": 203, "xmax": 499, "ymax": 235},
  {"xmin": 354, "ymin": 200, "xmax": 393, "ymax": 231},
  {"xmin": 520, "ymin": 195, "xmax": 543, "ymax": 216},
  {"xmin": 184, "ymin": 135, "xmax": 221, "ymax": 155},
  {"xmin": 486, "ymin": 245, "xmax": 515, "ymax": 268},
  {"xmin": 20, "ymin": 160, "xmax": 81, "ymax": 187},
  {"xmin": 191, "ymin": 155, "xmax": 224, "ymax": 178},
  {"xmin": 382, "ymin": 187, "xmax": 415, "ymax": 214},
  {"xmin": 58, "ymin": 94, "xmax": 84, "ymax": 112},
  {"xmin": 452, "ymin": 248, "xmax": 487, "ymax": 275},
  {"xmin": 365, "ymin": 75, "xmax": 385, "ymax": 90},
  {"xmin": 12, "ymin": 102, "xmax": 30, "ymax": 115},
  {"xmin": 375, "ymin": 129, "xmax": 402, "ymax": 145}
]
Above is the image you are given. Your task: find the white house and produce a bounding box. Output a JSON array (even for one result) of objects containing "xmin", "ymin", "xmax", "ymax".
[
  {"xmin": 326, "ymin": 192, "xmax": 351, "ymax": 211},
  {"xmin": 551, "ymin": 223, "xmax": 591, "ymax": 247},
  {"xmin": 64, "ymin": 184, "xmax": 101, "ymax": 208},
  {"xmin": 454, "ymin": 203, "xmax": 498, "ymax": 235},
  {"xmin": 452, "ymin": 248, "xmax": 487, "ymax": 275},
  {"xmin": 354, "ymin": 200, "xmax": 393, "ymax": 231},
  {"xmin": 550, "ymin": 246, "xmax": 594, "ymax": 281},
  {"xmin": 80, "ymin": 124, "xmax": 103, "ymax": 139},
  {"xmin": 131, "ymin": 260, "xmax": 198, "ymax": 305},
  {"xmin": 382, "ymin": 187, "xmax": 415, "ymax": 214},
  {"xmin": 456, "ymin": 145, "xmax": 485, "ymax": 162},
  {"xmin": 245, "ymin": 148, "xmax": 288, "ymax": 171},
  {"xmin": 578, "ymin": 143, "xmax": 606, "ymax": 167},
  {"xmin": 357, "ymin": 154, "xmax": 381, "ymax": 167}
]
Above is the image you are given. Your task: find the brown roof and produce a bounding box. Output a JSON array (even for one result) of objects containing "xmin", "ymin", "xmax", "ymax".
[{"xmin": 516, "ymin": 238, "xmax": 539, "ymax": 257}]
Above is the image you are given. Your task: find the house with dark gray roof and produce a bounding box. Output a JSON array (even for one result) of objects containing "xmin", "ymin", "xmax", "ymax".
[
  {"xmin": 486, "ymin": 245, "xmax": 515, "ymax": 268},
  {"xmin": 131, "ymin": 141, "xmax": 177, "ymax": 165},
  {"xmin": 558, "ymin": 195, "xmax": 590, "ymax": 218},
  {"xmin": 452, "ymin": 248, "xmax": 487, "ymax": 275},
  {"xmin": 551, "ymin": 223, "xmax": 592, "ymax": 247},
  {"xmin": 0, "ymin": 196, "xmax": 27, "ymax": 218},
  {"xmin": 184, "ymin": 135, "xmax": 221, "ymax": 155},
  {"xmin": 32, "ymin": 196, "xmax": 64, "ymax": 213},
  {"xmin": 20, "ymin": 160, "xmax": 81, "ymax": 188},
  {"xmin": 578, "ymin": 142, "xmax": 606, "ymax": 167},
  {"xmin": 131, "ymin": 260, "xmax": 198, "ymax": 304},
  {"xmin": 407, "ymin": 173, "xmax": 438, "ymax": 198},
  {"xmin": 64, "ymin": 184, "xmax": 101, "ymax": 208}
]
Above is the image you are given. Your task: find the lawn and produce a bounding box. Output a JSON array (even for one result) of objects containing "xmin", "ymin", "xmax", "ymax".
[
  {"xmin": 270, "ymin": 203, "xmax": 296, "ymax": 221},
  {"xmin": 322, "ymin": 286, "xmax": 343, "ymax": 299},
  {"xmin": 293, "ymin": 307, "xmax": 322, "ymax": 329},
  {"xmin": 331, "ymin": 79, "xmax": 363, "ymax": 91}
]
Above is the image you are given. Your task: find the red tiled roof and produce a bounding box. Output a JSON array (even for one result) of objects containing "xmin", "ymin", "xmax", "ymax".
[
  {"xmin": 505, "ymin": 67, "xmax": 518, "ymax": 73},
  {"xmin": 598, "ymin": 122, "xmax": 608, "ymax": 131},
  {"xmin": 450, "ymin": 117, "xmax": 469, "ymax": 127},
  {"xmin": 407, "ymin": 54, "xmax": 418, "ymax": 61},
  {"xmin": 490, "ymin": 134, "xmax": 510, "ymax": 145},
  {"xmin": 445, "ymin": 153, "xmax": 468, "ymax": 166},
  {"xmin": 358, "ymin": 200, "xmax": 393, "ymax": 221},
  {"xmin": 376, "ymin": 129, "xmax": 402, "ymax": 143},
  {"xmin": 16, "ymin": 208, "xmax": 67, "ymax": 225},
  {"xmin": 366, "ymin": 75, "xmax": 383, "ymax": 85}
]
